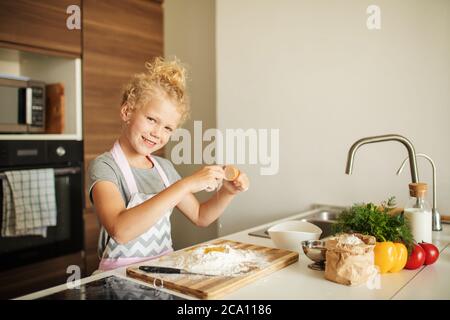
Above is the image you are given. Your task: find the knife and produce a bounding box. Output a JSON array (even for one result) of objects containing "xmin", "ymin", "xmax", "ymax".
[{"xmin": 139, "ymin": 265, "xmax": 217, "ymax": 277}]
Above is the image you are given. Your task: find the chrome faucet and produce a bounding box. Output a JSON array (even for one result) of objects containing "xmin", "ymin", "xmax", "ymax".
[
  {"xmin": 345, "ymin": 134, "xmax": 419, "ymax": 183},
  {"xmin": 396, "ymin": 153, "xmax": 442, "ymax": 231}
]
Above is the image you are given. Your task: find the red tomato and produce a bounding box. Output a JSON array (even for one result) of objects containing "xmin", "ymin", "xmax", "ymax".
[
  {"xmin": 419, "ymin": 242, "xmax": 440, "ymax": 265},
  {"xmin": 405, "ymin": 244, "xmax": 426, "ymax": 270}
]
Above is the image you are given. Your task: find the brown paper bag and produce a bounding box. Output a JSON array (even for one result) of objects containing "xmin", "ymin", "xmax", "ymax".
[{"xmin": 324, "ymin": 233, "xmax": 377, "ymax": 286}]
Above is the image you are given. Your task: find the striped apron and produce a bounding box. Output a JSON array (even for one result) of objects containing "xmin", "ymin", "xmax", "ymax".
[{"xmin": 98, "ymin": 141, "xmax": 174, "ymax": 271}]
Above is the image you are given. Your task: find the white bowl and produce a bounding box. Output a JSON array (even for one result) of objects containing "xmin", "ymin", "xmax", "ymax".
[{"xmin": 268, "ymin": 221, "xmax": 322, "ymax": 252}]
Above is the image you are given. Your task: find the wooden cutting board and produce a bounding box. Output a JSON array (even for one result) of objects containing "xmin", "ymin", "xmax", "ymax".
[{"xmin": 126, "ymin": 239, "xmax": 299, "ymax": 299}]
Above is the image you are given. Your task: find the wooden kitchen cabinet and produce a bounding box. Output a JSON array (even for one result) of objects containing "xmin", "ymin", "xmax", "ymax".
[
  {"xmin": 0, "ymin": 252, "xmax": 84, "ymax": 299},
  {"xmin": 83, "ymin": 0, "xmax": 164, "ymax": 208},
  {"xmin": 0, "ymin": 1, "xmax": 164, "ymax": 298},
  {"xmin": 0, "ymin": 0, "xmax": 81, "ymax": 57},
  {"xmin": 83, "ymin": 208, "xmax": 100, "ymax": 275}
]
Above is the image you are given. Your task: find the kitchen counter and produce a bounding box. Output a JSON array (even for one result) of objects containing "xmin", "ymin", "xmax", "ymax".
[{"xmin": 18, "ymin": 206, "xmax": 450, "ymax": 300}]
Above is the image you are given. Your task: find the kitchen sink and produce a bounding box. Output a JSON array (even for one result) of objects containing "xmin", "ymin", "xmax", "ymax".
[
  {"xmin": 302, "ymin": 210, "xmax": 339, "ymax": 221},
  {"xmin": 248, "ymin": 209, "xmax": 342, "ymax": 240}
]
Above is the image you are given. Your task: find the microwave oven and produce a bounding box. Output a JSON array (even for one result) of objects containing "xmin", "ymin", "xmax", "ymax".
[{"xmin": 0, "ymin": 75, "xmax": 46, "ymax": 133}]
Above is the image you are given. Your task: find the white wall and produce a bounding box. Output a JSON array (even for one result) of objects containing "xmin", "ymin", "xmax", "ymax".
[
  {"xmin": 0, "ymin": 49, "xmax": 20, "ymax": 74},
  {"xmin": 165, "ymin": 0, "xmax": 450, "ymax": 241},
  {"xmin": 216, "ymin": 0, "xmax": 450, "ymax": 235}
]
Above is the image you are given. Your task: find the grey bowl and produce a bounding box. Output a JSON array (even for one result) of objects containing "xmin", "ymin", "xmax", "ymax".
[{"xmin": 301, "ymin": 240, "xmax": 327, "ymax": 271}]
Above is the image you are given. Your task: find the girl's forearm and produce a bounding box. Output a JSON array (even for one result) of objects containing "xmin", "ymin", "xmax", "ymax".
[
  {"xmin": 113, "ymin": 180, "xmax": 190, "ymax": 243},
  {"xmin": 197, "ymin": 188, "xmax": 236, "ymax": 227}
]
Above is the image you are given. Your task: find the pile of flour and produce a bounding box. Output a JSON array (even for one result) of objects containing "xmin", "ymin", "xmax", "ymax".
[
  {"xmin": 159, "ymin": 244, "xmax": 269, "ymax": 276},
  {"xmin": 337, "ymin": 233, "xmax": 364, "ymax": 245}
]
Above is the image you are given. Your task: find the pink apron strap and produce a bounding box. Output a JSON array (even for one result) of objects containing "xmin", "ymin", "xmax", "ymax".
[
  {"xmin": 110, "ymin": 141, "xmax": 139, "ymax": 195},
  {"xmin": 148, "ymin": 155, "xmax": 171, "ymax": 188},
  {"xmin": 111, "ymin": 140, "xmax": 172, "ymax": 194}
]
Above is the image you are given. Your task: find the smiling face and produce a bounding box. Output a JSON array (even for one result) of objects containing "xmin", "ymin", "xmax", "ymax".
[{"xmin": 121, "ymin": 94, "xmax": 181, "ymax": 157}]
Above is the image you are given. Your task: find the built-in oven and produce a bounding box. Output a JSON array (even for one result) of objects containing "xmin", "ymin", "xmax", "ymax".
[
  {"xmin": 0, "ymin": 140, "xmax": 84, "ymax": 271},
  {"xmin": 0, "ymin": 75, "xmax": 46, "ymax": 133}
]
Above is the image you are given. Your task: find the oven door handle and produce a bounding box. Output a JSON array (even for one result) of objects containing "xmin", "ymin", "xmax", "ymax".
[{"xmin": 0, "ymin": 166, "xmax": 81, "ymax": 180}]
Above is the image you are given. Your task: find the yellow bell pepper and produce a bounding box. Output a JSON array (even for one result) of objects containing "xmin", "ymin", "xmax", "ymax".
[
  {"xmin": 374, "ymin": 241, "xmax": 408, "ymax": 273},
  {"xmin": 390, "ymin": 243, "xmax": 408, "ymax": 272},
  {"xmin": 374, "ymin": 241, "xmax": 396, "ymax": 273}
]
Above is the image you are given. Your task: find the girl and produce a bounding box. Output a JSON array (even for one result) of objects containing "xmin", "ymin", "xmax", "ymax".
[{"xmin": 88, "ymin": 57, "xmax": 249, "ymax": 271}]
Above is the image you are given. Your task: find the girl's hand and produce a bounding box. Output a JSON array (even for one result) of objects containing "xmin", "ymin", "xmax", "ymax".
[
  {"xmin": 221, "ymin": 170, "xmax": 249, "ymax": 195},
  {"xmin": 182, "ymin": 166, "xmax": 225, "ymax": 194}
]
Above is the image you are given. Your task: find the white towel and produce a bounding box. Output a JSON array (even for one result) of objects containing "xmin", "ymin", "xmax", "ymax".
[{"xmin": 1, "ymin": 169, "xmax": 57, "ymax": 237}]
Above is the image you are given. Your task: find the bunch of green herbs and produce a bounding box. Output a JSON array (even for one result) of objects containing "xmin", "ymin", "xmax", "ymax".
[{"xmin": 333, "ymin": 197, "xmax": 414, "ymax": 253}]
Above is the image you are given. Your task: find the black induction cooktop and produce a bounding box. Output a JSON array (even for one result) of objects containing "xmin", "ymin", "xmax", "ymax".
[{"xmin": 37, "ymin": 275, "xmax": 186, "ymax": 300}]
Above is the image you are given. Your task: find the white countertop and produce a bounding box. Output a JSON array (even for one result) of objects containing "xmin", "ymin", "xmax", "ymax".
[{"xmin": 18, "ymin": 206, "xmax": 450, "ymax": 300}]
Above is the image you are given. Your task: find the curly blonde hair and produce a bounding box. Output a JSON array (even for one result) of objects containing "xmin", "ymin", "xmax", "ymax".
[{"xmin": 121, "ymin": 57, "xmax": 190, "ymax": 125}]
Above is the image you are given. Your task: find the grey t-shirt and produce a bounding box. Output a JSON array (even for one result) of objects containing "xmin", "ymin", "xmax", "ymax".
[{"xmin": 88, "ymin": 152, "xmax": 182, "ymax": 206}]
